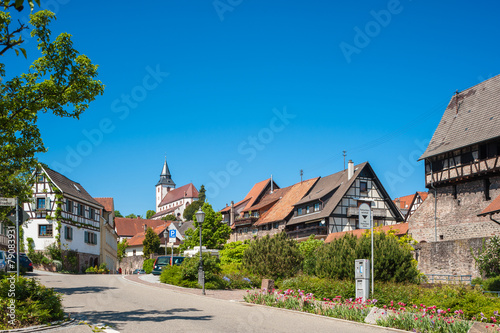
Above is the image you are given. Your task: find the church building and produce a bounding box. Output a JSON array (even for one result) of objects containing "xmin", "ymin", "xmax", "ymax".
[{"xmin": 151, "ymin": 158, "xmax": 198, "ymax": 221}]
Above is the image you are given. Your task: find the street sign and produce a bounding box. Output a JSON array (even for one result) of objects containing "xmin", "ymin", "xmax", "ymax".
[
  {"xmin": 7, "ymin": 206, "xmax": 30, "ymax": 224},
  {"xmin": 358, "ymin": 203, "xmax": 372, "ymax": 229},
  {"xmin": 0, "ymin": 197, "xmax": 15, "ymax": 206},
  {"xmin": 169, "ymin": 229, "xmax": 176, "ymax": 240}
]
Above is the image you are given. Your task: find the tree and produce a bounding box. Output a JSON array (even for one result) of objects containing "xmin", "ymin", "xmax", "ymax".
[
  {"xmin": 0, "ymin": 4, "xmax": 104, "ymax": 214},
  {"xmin": 473, "ymin": 236, "xmax": 500, "ymax": 278},
  {"xmin": 117, "ymin": 239, "xmax": 128, "ymax": 262},
  {"xmin": 183, "ymin": 185, "xmax": 206, "ymax": 221},
  {"xmin": 142, "ymin": 227, "xmax": 160, "ymax": 258},
  {"xmin": 161, "ymin": 214, "xmax": 176, "ymax": 221},
  {"xmin": 242, "ymin": 232, "xmax": 303, "ymax": 279},
  {"xmin": 125, "ymin": 213, "xmax": 137, "ymax": 219},
  {"xmin": 298, "ymin": 235, "xmax": 324, "ymax": 275},
  {"xmin": 179, "ymin": 202, "xmax": 231, "ymax": 252},
  {"xmin": 146, "ymin": 210, "xmax": 156, "ymax": 219},
  {"xmin": 115, "ymin": 211, "xmax": 123, "ymax": 218}
]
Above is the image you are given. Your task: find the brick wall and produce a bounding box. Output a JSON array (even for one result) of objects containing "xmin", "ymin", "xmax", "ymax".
[
  {"xmin": 415, "ymin": 237, "xmax": 486, "ymax": 277},
  {"xmin": 409, "ymin": 176, "xmax": 500, "ymax": 242}
]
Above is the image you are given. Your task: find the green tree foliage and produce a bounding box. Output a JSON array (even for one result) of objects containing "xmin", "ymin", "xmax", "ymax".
[
  {"xmin": 315, "ymin": 231, "xmax": 420, "ymax": 283},
  {"xmin": 125, "ymin": 213, "xmax": 137, "ymax": 219},
  {"xmin": 183, "ymin": 185, "xmax": 206, "ymax": 221},
  {"xmin": 142, "ymin": 227, "xmax": 160, "ymax": 258},
  {"xmin": 242, "ymin": 232, "xmax": 303, "ymax": 280},
  {"xmin": 114, "ymin": 210, "xmax": 123, "ymax": 218},
  {"xmin": 146, "ymin": 210, "xmax": 156, "ymax": 219},
  {"xmin": 180, "ymin": 202, "xmax": 231, "ymax": 252},
  {"xmin": 143, "ymin": 258, "xmax": 154, "ymax": 274},
  {"xmin": 161, "ymin": 214, "xmax": 177, "ymax": 221},
  {"xmin": 117, "ymin": 239, "xmax": 128, "ymax": 262},
  {"xmin": 220, "ymin": 241, "xmax": 249, "ymax": 266},
  {"xmin": 0, "ymin": 6, "xmax": 104, "ymax": 210},
  {"xmin": 473, "ymin": 236, "xmax": 500, "ymax": 278},
  {"xmin": 298, "ymin": 235, "xmax": 324, "ymax": 275}
]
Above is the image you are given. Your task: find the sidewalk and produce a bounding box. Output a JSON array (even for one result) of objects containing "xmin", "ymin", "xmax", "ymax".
[{"xmin": 123, "ymin": 274, "xmax": 249, "ymax": 301}]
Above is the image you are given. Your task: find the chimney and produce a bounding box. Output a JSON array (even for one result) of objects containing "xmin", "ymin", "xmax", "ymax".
[
  {"xmin": 230, "ymin": 201, "xmax": 235, "ymax": 226},
  {"xmin": 144, "ymin": 224, "xmax": 147, "ymax": 232},
  {"xmin": 348, "ymin": 160, "xmax": 354, "ymax": 180},
  {"xmin": 270, "ymin": 175, "xmax": 273, "ymax": 193}
]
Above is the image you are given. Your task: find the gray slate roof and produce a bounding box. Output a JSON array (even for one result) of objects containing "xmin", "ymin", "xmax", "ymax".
[
  {"xmin": 420, "ymin": 74, "xmax": 500, "ymax": 160},
  {"xmin": 44, "ymin": 167, "xmax": 103, "ymax": 207}
]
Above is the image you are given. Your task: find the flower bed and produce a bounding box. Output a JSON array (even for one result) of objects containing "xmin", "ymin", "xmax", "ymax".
[{"xmin": 244, "ymin": 289, "xmax": 478, "ymax": 332}]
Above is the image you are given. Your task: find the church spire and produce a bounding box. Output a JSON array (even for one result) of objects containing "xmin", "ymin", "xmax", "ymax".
[{"xmin": 156, "ymin": 158, "xmax": 176, "ymax": 187}]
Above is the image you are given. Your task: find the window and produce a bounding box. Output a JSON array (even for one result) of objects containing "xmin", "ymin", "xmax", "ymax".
[
  {"xmin": 39, "ymin": 224, "xmax": 53, "ymax": 237},
  {"xmin": 273, "ymin": 222, "xmax": 279, "ymax": 229},
  {"xmin": 298, "ymin": 208, "xmax": 303, "ymax": 215},
  {"xmin": 66, "ymin": 199, "xmax": 73, "ymax": 213},
  {"xmin": 314, "ymin": 203, "xmax": 320, "ymax": 212},
  {"xmin": 485, "ymin": 178, "xmax": 491, "ymax": 201},
  {"xmin": 78, "ymin": 204, "xmax": 84, "ymax": 217},
  {"xmin": 306, "ymin": 206, "xmax": 310, "ymax": 214},
  {"xmin": 84, "ymin": 231, "xmax": 97, "ymax": 244},
  {"xmin": 90, "ymin": 208, "xmax": 95, "ymax": 220},
  {"xmin": 243, "ymin": 227, "xmax": 248, "ymax": 233},
  {"xmin": 65, "ymin": 226, "xmax": 73, "ymax": 240},
  {"xmin": 360, "ymin": 181, "xmax": 368, "ymax": 192},
  {"xmin": 37, "ymin": 174, "xmax": 44, "ymax": 182},
  {"xmin": 36, "ymin": 198, "xmax": 46, "ymax": 210}
]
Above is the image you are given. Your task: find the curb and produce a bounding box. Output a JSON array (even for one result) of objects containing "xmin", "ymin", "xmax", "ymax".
[{"xmin": 0, "ymin": 318, "xmax": 76, "ymax": 333}]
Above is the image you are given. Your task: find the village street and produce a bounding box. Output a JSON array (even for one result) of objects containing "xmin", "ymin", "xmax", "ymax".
[{"xmin": 31, "ymin": 271, "xmax": 398, "ymax": 333}]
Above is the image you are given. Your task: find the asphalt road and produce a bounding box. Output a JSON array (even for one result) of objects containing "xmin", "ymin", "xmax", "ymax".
[{"xmin": 32, "ymin": 271, "xmax": 399, "ymax": 333}]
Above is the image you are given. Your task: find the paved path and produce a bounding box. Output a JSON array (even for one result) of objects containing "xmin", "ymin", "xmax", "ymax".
[{"xmin": 30, "ymin": 271, "xmax": 402, "ymax": 333}]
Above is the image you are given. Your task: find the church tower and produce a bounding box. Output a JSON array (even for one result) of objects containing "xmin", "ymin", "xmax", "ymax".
[{"xmin": 156, "ymin": 158, "xmax": 176, "ymax": 212}]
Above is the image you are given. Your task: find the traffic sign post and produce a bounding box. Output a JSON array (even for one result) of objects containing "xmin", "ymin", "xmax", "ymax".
[
  {"xmin": 169, "ymin": 230, "xmax": 176, "ymax": 266},
  {"xmin": 358, "ymin": 202, "xmax": 374, "ymax": 297}
]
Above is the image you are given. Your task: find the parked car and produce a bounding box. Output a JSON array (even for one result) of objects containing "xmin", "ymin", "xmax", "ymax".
[
  {"xmin": 133, "ymin": 269, "xmax": 146, "ymax": 274},
  {"xmin": 152, "ymin": 256, "xmax": 185, "ymax": 275},
  {"xmin": 0, "ymin": 250, "xmax": 7, "ymax": 273},
  {"xmin": 5, "ymin": 253, "xmax": 33, "ymax": 273}
]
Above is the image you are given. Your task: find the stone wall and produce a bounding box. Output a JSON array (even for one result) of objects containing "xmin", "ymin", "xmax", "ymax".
[
  {"xmin": 409, "ymin": 176, "xmax": 500, "ymax": 242},
  {"xmin": 415, "ymin": 237, "xmax": 487, "ymax": 278},
  {"xmin": 118, "ymin": 254, "xmax": 162, "ymax": 274}
]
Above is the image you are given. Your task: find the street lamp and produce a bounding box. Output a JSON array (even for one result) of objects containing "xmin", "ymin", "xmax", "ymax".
[
  {"xmin": 163, "ymin": 229, "xmax": 168, "ymax": 257},
  {"xmin": 195, "ymin": 207, "xmax": 206, "ymax": 295}
]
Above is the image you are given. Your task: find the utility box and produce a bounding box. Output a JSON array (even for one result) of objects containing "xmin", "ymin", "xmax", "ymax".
[{"xmin": 355, "ymin": 259, "xmax": 370, "ymax": 301}]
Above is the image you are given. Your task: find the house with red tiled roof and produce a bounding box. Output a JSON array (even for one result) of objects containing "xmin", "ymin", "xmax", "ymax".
[
  {"xmin": 287, "ymin": 161, "xmax": 404, "ymax": 242},
  {"xmin": 115, "ymin": 217, "xmax": 166, "ymax": 243},
  {"xmin": 220, "ymin": 177, "xmax": 279, "ymax": 240},
  {"xmin": 152, "ymin": 158, "xmax": 199, "ymax": 221},
  {"xmin": 393, "ymin": 192, "xmax": 428, "ymax": 221},
  {"xmin": 125, "ymin": 223, "xmax": 170, "ymax": 257},
  {"xmin": 95, "ymin": 197, "xmax": 118, "ymax": 270}
]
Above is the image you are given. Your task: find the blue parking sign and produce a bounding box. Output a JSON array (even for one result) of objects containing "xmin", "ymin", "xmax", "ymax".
[{"xmin": 169, "ymin": 229, "xmax": 176, "ymax": 239}]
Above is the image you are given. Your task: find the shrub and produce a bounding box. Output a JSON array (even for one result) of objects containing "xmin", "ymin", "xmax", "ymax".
[
  {"xmin": 315, "ymin": 231, "xmax": 420, "ymax": 283},
  {"xmin": 0, "ymin": 275, "xmax": 64, "ymax": 329},
  {"xmin": 242, "ymin": 232, "xmax": 302, "ymax": 279},
  {"xmin": 298, "ymin": 235, "xmax": 324, "ymax": 275},
  {"xmin": 143, "ymin": 259, "xmax": 154, "ymax": 274},
  {"xmin": 45, "ymin": 242, "xmax": 62, "ymax": 261},
  {"xmin": 160, "ymin": 265, "xmax": 183, "ymax": 286},
  {"xmin": 473, "ymin": 236, "xmax": 500, "ymax": 278},
  {"xmin": 220, "ymin": 241, "xmax": 249, "ymax": 266},
  {"xmin": 482, "ymin": 276, "xmax": 500, "ymax": 292},
  {"xmin": 181, "ymin": 254, "xmax": 222, "ymax": 285}
]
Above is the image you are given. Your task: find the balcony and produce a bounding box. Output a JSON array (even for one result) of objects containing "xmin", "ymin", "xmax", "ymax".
[
  {"xmin": 347, "ymin": 207, "xmax": 387, "ymax": 218},
  {"xmin": 286, "ymin": 225, "xmax": 327, "ymax": 239},
  {"xmin": 234, "ymin": 216, "xmax": 258, "ymax": 226}
]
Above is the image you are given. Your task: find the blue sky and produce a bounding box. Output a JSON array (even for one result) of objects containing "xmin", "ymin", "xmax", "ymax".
[{"xmin": 8, "ymin": 0, "xmax": 500, "ymax": 216}]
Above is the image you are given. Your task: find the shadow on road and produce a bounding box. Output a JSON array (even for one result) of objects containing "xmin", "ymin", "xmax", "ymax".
[
  {"xmin": 52, "ymin": 285, "xmax": 119, "ymax": 295},
  {"xmin": 72, "ymin": 308, "xmax": 213, "ymax": 326}
]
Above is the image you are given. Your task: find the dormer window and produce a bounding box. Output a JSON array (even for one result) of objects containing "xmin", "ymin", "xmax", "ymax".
[
  {"xmin": 360, "ymin": 181, "xmax": 368, "ymax": 192},
  {"xmin": 73, "ymin": 184, "xmax": 81, "ymax": 192},
  {"xmin": 314, "ymin": 203, "xmax": 320, "ymax": 212},
  {"xmin": 298, "ymin": 208, "xmax": 303, "ymax": 215}
]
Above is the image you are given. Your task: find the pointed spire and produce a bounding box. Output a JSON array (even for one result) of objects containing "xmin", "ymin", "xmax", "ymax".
[{"xmin": 156, "ymin": 157, "xmax": 176, "ymax": 187}]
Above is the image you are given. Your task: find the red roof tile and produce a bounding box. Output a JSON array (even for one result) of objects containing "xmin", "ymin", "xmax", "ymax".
[
  {"xmin": 479, "ymin": 193, "xmax": 500, "ymax": 216},
  {"xmin": 127, "ymin": 224, "xmax": 170, "ymax": 246},
  {"xmin": 393, "ymin": 194, "xmax": 416, "ymax": 210},
  {"xmin": 94, "ymin": 197, "xmax": 114, "ymax": 212},
  {"xmin": 159, "ymin": 183, "xmax": 198, "ymax": 207},
  {"xmin": 220, "ymin": 178, "xmax": 275, "ymax": 213},
  {"xmin": 221, "ymin": 198, "xmax": 251, "ymax": 212},
  {"xmin": 115, "ymin": 218, "xmax": 166, "ymax": 237},
  {"xmin": 255, "ymin": 178, "xmax": 319, "ymax": 226},
  {"xmin": 325, "ymin": 223, "xmax": 409, "ymax": 243}
]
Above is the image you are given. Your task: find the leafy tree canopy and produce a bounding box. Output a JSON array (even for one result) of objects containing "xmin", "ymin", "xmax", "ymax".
[
  {"xmin": 125, "ymin": 214, "xmax": 137, "ymax": 219},
  {"xmin": 117, "ymin": 239, "xmax": 128, "ymax": 262},
  {"xmin": 114, "ymin": 210, "xmax": 123, "ymax": 218},
  {"xmin": 183, "ymin": 185, "xmax": 206, "ymax": 221},
  {"xmin": 0, "ymin": 2, "xmax": 104, "ymax": 219},
  {"xmin": 146, "ymin": 210, "xmax": 156, "ymax": 219},
  {"xmin": 142, "ymin": 227, "xmax": 160, "ymax": 258},
  {"xmin": 179, "ymin": 202, "xmax": 231, "ymax": 252},
  {"xmin": 161, "ymin": 214, "xmax": 176, "ymax": 221}
]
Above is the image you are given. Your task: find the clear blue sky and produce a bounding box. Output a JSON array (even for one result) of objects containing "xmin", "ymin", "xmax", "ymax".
[{"xmin": 9, "ymin": 0, "xmax": 500, "ymax": 216}]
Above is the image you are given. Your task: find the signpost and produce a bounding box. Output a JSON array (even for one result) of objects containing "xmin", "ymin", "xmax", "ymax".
[
  {"xmin": 358, "ymin": 202, "xmax": 374, "ymax": 297},
  {"xmin": 0, "ymin": 197, "xmax": 15, "ymax": 206},
  {"xmin": 169, "ymin": 230, "xmax": 176, "ymax": 266}
]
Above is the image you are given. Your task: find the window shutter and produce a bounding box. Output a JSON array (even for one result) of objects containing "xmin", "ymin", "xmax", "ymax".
[
  {"xmin": 46, "ymin": 198, "xmax": 51, "ymax": 210},
  {"xmin": 84, "ymin": 231, "xmax": 88, "ymax": 243},
  {"xmin": 31, "ymin": 201, "xmax": 36, "ymax": 211}
]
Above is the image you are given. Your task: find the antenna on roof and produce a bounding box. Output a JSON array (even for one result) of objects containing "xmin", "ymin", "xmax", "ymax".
[
  {"xmin": 300, "ymin": 169, "xmax": 303, "ymax": 183},
  {"xmin": 343, "ymin": 151, "xmax": 347, "ymax": 170}
]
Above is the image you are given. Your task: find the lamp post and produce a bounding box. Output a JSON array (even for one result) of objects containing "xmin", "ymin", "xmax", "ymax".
[
  {"xmin": 195, "ymin": 207, "xmax": 205, "ymax": 295},
  {"xmin": 163, "ymin": 229, "xmax": 168, "ymax": 257}
]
